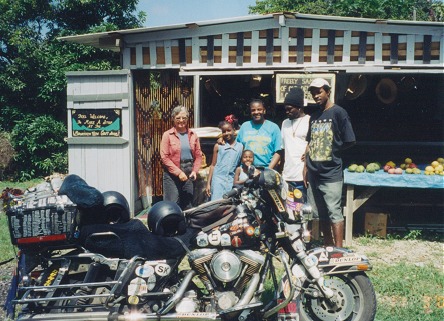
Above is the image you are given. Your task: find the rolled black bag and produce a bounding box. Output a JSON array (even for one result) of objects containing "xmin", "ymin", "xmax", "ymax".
[{"xmin": 58, "ymin": 174, "xmax": 106, "ymax": 225}]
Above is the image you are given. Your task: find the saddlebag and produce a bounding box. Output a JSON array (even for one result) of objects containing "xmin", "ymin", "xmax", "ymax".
[{"xmin": 185, "ymin": 199, "xmax": 236, "ymax": 230}]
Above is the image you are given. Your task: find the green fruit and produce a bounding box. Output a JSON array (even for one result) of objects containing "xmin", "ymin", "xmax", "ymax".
[
  {"xmin": 356, "ymin": 165, "xmax": 365, "ymax": 173},
  {"xmin": 366, "ymin": 164, "xmax": 376, "ymax": 173},
  {"xmin": 405, "ymin": 168, "xmax": 413, "ymax": 174},
  {"xmin": 348, "ymin": 164, "xmax": 358, "ymax": 172}
]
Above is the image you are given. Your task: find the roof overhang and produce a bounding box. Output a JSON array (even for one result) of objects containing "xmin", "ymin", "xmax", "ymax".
[{"xmin": 58, "ymin": 12, "xmax": 444, "ymax": 52}]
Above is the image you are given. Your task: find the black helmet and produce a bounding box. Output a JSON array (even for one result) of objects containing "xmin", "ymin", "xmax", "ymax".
[
  {"xmin": 148, "ymin": 201, "xmax": 186, "ymax": 236},
  {"xmin": 102, "ymin": 191, "xmax": 130, "ymax": 224}
]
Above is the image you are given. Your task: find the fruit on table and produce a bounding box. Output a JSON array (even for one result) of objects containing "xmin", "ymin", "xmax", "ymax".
[
  {"xmin": 394, "ymin": 168, "xmax": 403, "ymax": 174},
  {"xmin": 400, "ymin": 158, "xmax": 417, "ymax": 170},
  {"xmin": 405, "ymin": 168, "xmax": 422, "ymax": 175},
  {"xmin": 437, "ymin": 157, "xmax": 444, "ymax": 164},
  {"xmin": 386, "ymin": 161, "xmax": 396, "ymax": 168},
  {"xmin": 365, "ymin": 163, "xmax": 380, "ymax": 173},
  {"xmin": 383, "ymin": 164, "xmax": 391, "ymax": 172},
  {"xmin": 348, "ymin": 164, "xmax": 358, "ymax": 172},
  {"xmin": 388, "ymin": 168, "xmax": 396, "ymax": 174},
  {"xmin": 356, "ymin": 165, "xmax": 365, "ymax": 173},
  {"xmin": 425, "ymin": 159, "xmax": 444, "ymax": 175}
]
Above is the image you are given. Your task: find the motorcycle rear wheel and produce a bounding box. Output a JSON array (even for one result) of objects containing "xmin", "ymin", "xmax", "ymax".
[{"xmin": 299, "ymin": 272, "xmax": 376, "ymax": 321}]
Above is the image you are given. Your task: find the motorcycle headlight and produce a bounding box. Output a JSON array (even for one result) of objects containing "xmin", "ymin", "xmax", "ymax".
[{"xmin": 257, "ymin": 168, "xmax": 283, "ymax": 190}]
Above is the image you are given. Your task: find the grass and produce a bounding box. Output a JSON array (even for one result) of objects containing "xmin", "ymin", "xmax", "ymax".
[
  {"xmin": 0, "ymin": 179, "xmax": 442, "ymax": 320},
  {"xmin": 0, "ymin": 179, "xmax": 44, "ymax": 193},
  {"xmin": 370, "ymin": 263, "xmax": 444, "ymax": 321}
]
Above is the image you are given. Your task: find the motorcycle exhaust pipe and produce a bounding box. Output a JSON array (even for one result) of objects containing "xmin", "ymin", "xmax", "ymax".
[
  {"xmin": 116, "ymin": 312, "xmax": 220, "ymax": 321},
  {"xmin": 157, "ymin": 269, "xmax": 196, "ymax": 315},
  {"xmin": 234, "ymin": 272, "xmax": 260, "ymax": 307},
  {"xmin": 17, "ymin": 311, "xmax": 220, "ymax": 321}
]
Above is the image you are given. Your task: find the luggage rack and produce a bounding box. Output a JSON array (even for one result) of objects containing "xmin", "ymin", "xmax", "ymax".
[{"xmin": 13, "ymin": 254, "xmax": 147, "ymax": 309}]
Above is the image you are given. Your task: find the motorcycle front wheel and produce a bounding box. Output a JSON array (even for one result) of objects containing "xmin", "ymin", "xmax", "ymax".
[{"xmin": 299, "ymin": 272, "xmax": 376, "ymax": 321}]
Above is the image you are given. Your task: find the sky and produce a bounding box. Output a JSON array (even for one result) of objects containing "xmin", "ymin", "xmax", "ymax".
[{"xmin": 136, "ymin": 0, "xmax": 257, "ymax": 27}]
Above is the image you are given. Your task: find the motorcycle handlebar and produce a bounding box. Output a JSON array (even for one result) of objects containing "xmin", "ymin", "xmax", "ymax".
[{"xmin": 222, "ymin": 187, "xmax": 241, "ymax": 199}]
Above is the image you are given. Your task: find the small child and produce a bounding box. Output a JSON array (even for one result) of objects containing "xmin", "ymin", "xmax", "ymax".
[
  {"xmin": 233, "ymin": 150, "xmax": 259, "ymax": 186},
  {"xmin": 206, "ymin": 121, "xmax": 243, "ymax": 201}
]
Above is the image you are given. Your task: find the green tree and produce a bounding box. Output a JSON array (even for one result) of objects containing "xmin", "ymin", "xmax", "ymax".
[
  {"xmin": 0, "ymin": 0, "xmax": 145, "ymax": 179},
  {"xmin": 249, "ymin": 0, "xmax": 443, "ymax": 21}
]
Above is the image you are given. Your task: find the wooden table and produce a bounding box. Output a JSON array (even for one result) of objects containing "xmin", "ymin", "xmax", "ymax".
[{"xmin": 343, "ymin": 169, "xmax": 444, "ymax": 246}]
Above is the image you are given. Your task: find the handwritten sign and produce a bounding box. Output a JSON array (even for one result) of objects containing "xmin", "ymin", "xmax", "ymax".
[
  {"xmin": 275, "ymin": 73, "xmax": 336, "ymax": 104},
  {"xmin": 71, "ymin": 109, "xmax": 121, "ymax": 137}
]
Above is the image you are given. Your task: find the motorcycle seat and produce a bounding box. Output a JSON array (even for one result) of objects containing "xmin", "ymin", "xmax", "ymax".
[{"xmin": 79, "ymin": 219, "xmax": 199, "ymax": 260}]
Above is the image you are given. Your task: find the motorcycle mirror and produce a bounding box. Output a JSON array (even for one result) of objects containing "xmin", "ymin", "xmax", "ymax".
[{"xmin": 247, "ymin": 165, "xmax": 256, "ymax": 178}]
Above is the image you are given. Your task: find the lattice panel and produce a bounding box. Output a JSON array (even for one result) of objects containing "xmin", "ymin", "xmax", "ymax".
[{"xmin": 134, "ymin": 71, "xmax": 194, "ymax": 198}]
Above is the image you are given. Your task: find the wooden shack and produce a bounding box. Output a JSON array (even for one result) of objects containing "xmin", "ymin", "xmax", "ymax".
[{"xmin": 60, "ymin": 13, "xmax": 443, "ymax": 214}]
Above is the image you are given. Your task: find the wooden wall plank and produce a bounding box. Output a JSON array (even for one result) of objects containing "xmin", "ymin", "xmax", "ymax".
[
  {"xmin": 342, "ymin": 30, "xmax": 351, "ymax": 63},
  {"xmin": 406, "ymin": 35, "xmax": 415, "ymax": 64},
  {"xmin": 266, "ymin": 29, "xmax": 274, "ymax": 65},
  {"xmin": 222, "ymin": 33, "xmax": 229, "ymax": 65},
  {"xmin": 311, "ymin": 29, "xmax": 320, "ymax": 63},
  {"xmin": 179, "ymin": 38, "xmax": 186, "ymax": 66},
  {"xmin": 136, "ymin": 44, "xmax": 143, "ymax": 68},
  {"xmin": 149, "ymin": 42, "xmax": 157, "ymax": 67},
  {"xmin": 358, "ymin": 31, "xmax": 367, "ymax": 64},
  {"xmin": 327, "ymin": 29, "xmax": 335, "ymax": 64},
  {"xmin": 390, "ymin": 34, "xmax": 399, "ymax": 64},
  {"xmin": 440, "ymin": 34, "xmax": 444, "ymax": 64},
  {"xmin": 236, "ymin": 32, "xmax": 244, "ymax": 66},
  {"xmin": 207, "ymin": 36, "xmax": 214, "ymax": 66},
  {"xmin": 164, "ymin": 40, "xmax": 172, "ymax": 67},
  {"xmin": 251, "ymin": 30, "xmax": 259, "ymax": 64},
  {"xmin": 423, "ymin": 34, "xmax": 432, "ymax": 64},
  {"xmin": 281, "ymin": 26, "xmax": 289, "ymax": 64},
  {"xmin": 297, "ymin": 28, "xmax": 305, "ymax": 64},
  {"xmin": 192, "ymin": 36, "xmax": 200, "ymax": 65}
]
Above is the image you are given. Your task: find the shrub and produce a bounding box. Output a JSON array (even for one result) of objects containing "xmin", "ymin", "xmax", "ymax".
[
  {"xmin": 0, "ymin": 132, "xmax": 15, "ymax": 180},
  {"xmin": 11, "ymin": 115, "xmax": 67, "ymax": 180}
]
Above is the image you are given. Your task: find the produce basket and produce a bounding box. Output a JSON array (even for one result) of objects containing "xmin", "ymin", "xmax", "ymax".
[{"xmin": 7, "ymin": 194, "xmax": 77, "ymax": 247}]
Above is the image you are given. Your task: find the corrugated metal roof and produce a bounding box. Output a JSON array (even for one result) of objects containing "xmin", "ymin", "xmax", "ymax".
[{"xmin": 58, "ymin": 12, "xmax": 444, "ymax": 52}]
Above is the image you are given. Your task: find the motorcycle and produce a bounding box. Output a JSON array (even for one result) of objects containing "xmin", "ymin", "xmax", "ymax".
[{"xmin": 5, "ymin": 169, "xmax": 376, "ymax": 321}]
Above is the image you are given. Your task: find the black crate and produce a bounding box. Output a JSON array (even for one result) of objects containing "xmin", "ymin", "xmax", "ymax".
[{"xmin": 7, "ymin": 195, "xmax": 77, "ymax": 246}]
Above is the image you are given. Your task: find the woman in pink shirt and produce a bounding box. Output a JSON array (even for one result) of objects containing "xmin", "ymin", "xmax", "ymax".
[{"xmin": 160, "ymin": 106, "xmax": 202, "ymax": 209}]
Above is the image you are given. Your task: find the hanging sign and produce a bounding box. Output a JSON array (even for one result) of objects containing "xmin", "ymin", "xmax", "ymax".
[
  {"xmin": 275, "ymin": 73, "xmax": 336, "ymax": 104},
  {"xmin": 71, "ymin": 109, "xmax": 122, "ymax": 137}
]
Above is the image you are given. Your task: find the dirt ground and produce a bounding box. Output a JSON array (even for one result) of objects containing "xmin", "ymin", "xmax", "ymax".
[{"xmin": 0, "ymin": 238, "xmax": 442, "ymax": 320}]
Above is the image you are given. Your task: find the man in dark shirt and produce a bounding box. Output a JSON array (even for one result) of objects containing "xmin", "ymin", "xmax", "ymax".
[{"xmin": 304, "ymin": 78, "xmax": 356, "ymax": 247}]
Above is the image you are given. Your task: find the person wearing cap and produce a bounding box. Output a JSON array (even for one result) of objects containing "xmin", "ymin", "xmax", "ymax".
[
  {"xmin": 236, "ymin": 98, "xmax": 282, "ymax": 168},
  {"xmin": 270, "ymin": 87, "xmax": 310, "ymax": 199},
  {"xmin": 304, "ymin": 78, "xmax": 356, "ymax": 248}
]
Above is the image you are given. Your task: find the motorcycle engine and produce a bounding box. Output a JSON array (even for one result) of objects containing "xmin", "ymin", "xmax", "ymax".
[{"xmin": 188, "ymin": 248, "xmax": 264, "ymax": 310}]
